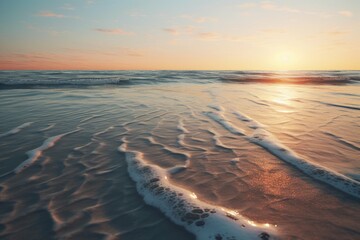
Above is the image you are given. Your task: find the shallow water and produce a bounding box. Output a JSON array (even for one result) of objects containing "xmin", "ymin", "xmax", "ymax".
[{"xmin": 0, "ymin": 71, "xmax": 359, "ymax": 240}]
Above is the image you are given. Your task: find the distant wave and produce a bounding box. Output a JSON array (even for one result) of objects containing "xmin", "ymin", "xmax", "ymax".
[
  {"xmin": 0, "ymin": 70, "xmax": 359, "ymax": 88},
  {"xmin": 220, "ymin": 71, "xmax": 360, "ymax": 85}
]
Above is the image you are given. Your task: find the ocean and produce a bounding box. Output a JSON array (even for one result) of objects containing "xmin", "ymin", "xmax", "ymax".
[{"xmin": 0, "ymin": 71, "xmax": 359, "ymax": 240}]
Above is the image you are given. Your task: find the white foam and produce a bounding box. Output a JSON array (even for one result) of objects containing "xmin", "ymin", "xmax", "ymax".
[
  {"xmin": 119, "ymin": 140, "xmax": 278, "ymax": 240},
  {"xmin": 205, "ymin": 111, "xmax": 245, "ymax": 136},
  {"xmin": 14, "ymin": 129, "xmax": 80, "ymax": 174},
  {"xmin": 0, "ymin": 122, "xmax": 33, "ymax": 138},
  {"xmin": 249, "ymin": 128, "xmax": 360, "ymax": 199},
  {"xmin": 233, "ymin": 111, "xmax": 264, "ymax": 129}
]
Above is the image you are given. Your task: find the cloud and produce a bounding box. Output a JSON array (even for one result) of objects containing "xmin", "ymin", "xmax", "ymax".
[
  {"xmin": 95, "ymin": 28, "xmax": 133, "ymax": 35},
  {"xmin": 62, "ymin": 47, "xmax": 145, "ymax": 58},
  {"xmin": 163, "ymin": 26, "xmax": 257, "ymax": 43},
  {"xmin": 12, "ymin": 53, "xmax": 53, "ymax": 60},
  {"xmin": 326, "ymin": 30, "xmax": 349, "ymax": 36},
  {"xmin": 37, "ymin": 11, "xmax": 65, "ymax": 18},
  {"xmin": 238, "ymin": 3, "xmax": 257, "ymax": 9},
  {"xmin": 197, "ymin": 32, "xmax": 221, "ymax": 41},
  {"xmin": 238, "ymin": 1, "xmax": 331, "ymax": 17},
  {"xmin": 194, "ymin": 17, "xmax": 217, "ymax": 23},
  {"xmin": 238, "ymin": 2, "xmax": 299, "ymax": 12},
  {"xmin": 162, "ymin": 26, "xmax": 195, "ymax": 36},
  {"xmin": 123, "ymin": 48, "xmax": 145, "ymax": 57},
  {"xmin": 61, "ymin": 4, "xmax": 74, "ymax": 11},
  {"xmin": 261, "ymin": 28, "xmax": 288, "ymax": 34},
  {"xmin": 181, "ymin": 15, "xmax": 217, "ymax": 23},
  {"xmin": 163, "ymin": 28, "xmax": 180, "ymax": 35},
  {"xmin": 259, "ymin": 1, "xmax": 300, "ymax": 13},
  {"xmin": 338, "ymin": 10, "xmax": 353, "ymax": 17}
]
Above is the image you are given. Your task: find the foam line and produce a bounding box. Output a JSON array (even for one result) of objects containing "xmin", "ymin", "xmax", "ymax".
[
  {"xmin": 233, "ymin": 111, "xmax": 264, "ymax": 129},
  {"xmin": 207, "ymin": 111, "xmax": 360, "ymax": 199},
  {"xmin": 204, "ymin": 111, "xmax": 245, "ymax": 135},
  {"xmin": 249, "ymin": 129, "xmax": 360, "ymax": 199},
  {"xmin": 14, "ymin": 129, "xmax": 80, "ymax": 174},
  {"xmin": 119, "ymin": 141, "xmax": 278, "ymax": 240},
  {"xmin": 0, "ymin": 122, "xmax": 33, "ymax": 138}
]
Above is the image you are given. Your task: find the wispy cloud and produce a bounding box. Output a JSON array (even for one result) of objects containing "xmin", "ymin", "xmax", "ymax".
[
  {"xmin": 123, "ymin": 48, "xmax": 145, "ymax": 57},
  {"xmin": 338, "ymin": 10, "xmax": 353, "ymax": 17},
  {"xmin": 181, "ymin": 15, "xmax": 217, "ymax": 23},
  {"xmin": 162, "ymin": 26, "xmax": 195, "ymax": 36},
  {"xmin": 163, "ymin": 26, "xmax": 257, "ymax": 43},
  {"xmin": 326, "ymin": 30, "xmax": 350, "ymax": 36},
  {"xmin": 61, "ymin": 4, "xmax": 74, "ymax": 11},
  {"xmin": 11, "ymin": 53, "xmax": 54, "ymax": 60},
  {"xmin": 238, "ymin": 1, "xmax": 332, "ymax": 18},
  {"xmin": 261, "ymin": 28, "xmax": 288, "ymax": 34},
  {"xmin": 37, "ymin": 11, "xmax": 65, "ymax": 18},
  {"xmin": 259, "ymin": 1, "xmax": 300, "ymax": 13},
  {"xmin": 95, "ymin": 28, "xmax": 133, "ymax": 35},
  {"xmin": 238, "ymin": 3, "xmax": 258, "ymax": 9},
  {"xmin": 62, "ymin": 47, "xmax": 145, "ymax": 57},
  {"xmin": 163, "ymin": 28, "xmax": 180, "ymax": 35},
  {"xmin": 197, "ymin": 32, "xmax": 221, "ymax": 41}
]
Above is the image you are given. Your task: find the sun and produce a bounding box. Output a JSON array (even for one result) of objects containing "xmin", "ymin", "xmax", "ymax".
[
  {"xmin": 274, "ymin": 51, "xmax": 295, "ymax": 70},
  {"xmin": 280, "ymin": 53, "xmax": 290, "ymax": 62}
]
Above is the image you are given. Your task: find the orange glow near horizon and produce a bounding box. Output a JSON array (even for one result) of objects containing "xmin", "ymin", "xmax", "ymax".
[{"xmin": 0, "ymin": 1, "xmax": 359, "ymax": 70}]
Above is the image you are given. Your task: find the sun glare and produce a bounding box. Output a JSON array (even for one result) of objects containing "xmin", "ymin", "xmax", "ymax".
[{"xmin": 274, "ymin": 51, "xmax": 297, "ymax": 71}]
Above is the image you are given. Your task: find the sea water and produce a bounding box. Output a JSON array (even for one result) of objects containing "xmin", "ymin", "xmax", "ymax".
[{"xmin": 0, "ymin": 71, "xmax": 359, "ymax": 240}]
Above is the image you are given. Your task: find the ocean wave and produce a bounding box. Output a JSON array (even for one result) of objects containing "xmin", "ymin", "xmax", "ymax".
[
  {"xmin": 14, "ymin": 128, "xmax": 81, "ymax": 174},
  {"xmin": 206, "ymin": 107, "xmax": 360, "ymax": 199},
  {"xmin": 0, "ymin": 122, "xmax": 33, "ymax": 138},
  {"xmin": 119, "ymin": 140, "xmax": 279, "ymax": 240},
  {"xmin": 0, "ymin": 71, "xmax": 359, "ymax": 88}
]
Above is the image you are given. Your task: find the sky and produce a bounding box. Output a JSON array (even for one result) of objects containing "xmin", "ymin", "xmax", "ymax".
[{"xmin": 0, "ymin": 0, "xmax": 359, "ymax": 70}]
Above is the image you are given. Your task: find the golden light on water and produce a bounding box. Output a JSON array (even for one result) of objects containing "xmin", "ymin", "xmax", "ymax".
[
  {"xmin": 189, "ymin": 192, "xmax": 197, "ymax": 199},
  {"xmin": 271, "ymin": 85, "xmax": 299, "ymax": 109}
]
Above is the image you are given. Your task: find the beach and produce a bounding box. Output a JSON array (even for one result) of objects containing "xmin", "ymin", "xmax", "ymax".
[{"xmin": 0, "ymin": 71, "xmax": 359, "ymax": 240}]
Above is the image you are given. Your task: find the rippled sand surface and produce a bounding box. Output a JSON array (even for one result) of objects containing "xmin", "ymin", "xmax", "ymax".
[{"xmin": 0, "ymin": 71, "xmax": 359, "ymax": 240}]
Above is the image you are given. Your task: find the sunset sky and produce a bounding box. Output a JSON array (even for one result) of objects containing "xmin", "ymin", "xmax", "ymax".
[{"xmin": 0, "ymin": 0, "xmax": 359, "ymax": 70}]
